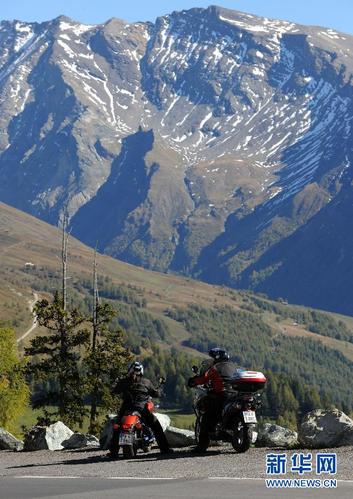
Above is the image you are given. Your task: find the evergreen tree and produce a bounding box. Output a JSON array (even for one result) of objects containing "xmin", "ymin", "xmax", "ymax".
[
  {"xmin": 25, "ymin": 292, "xmax": 89, "ymax": 427},
  {"xmin": 0, "ymin": 327, "xmax": 29, "ymax": 432}
]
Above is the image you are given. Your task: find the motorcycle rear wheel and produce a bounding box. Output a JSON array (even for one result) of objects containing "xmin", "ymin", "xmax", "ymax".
[
  {"xmin": 108, "ymin": 430, "xmax": 120, "ymax": 458},
  {"xmin": 231, "ymin": 418, "xmax": 251, "ymax": 453},
  {"xmin": 109, "ymin": 447, "xmax": 120, "ymax": 459},
  {"xmin": 122, "ymin": 444, "xmax": 137, "ymax": 458}
]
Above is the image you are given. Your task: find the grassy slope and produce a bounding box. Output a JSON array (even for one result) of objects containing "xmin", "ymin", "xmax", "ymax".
[
  {"xmin": 0, "ymin": 202, "xmax": 245, "ymax": 347},
  {"xmin": 1, "ymin": 201, "xmax": 353, "ymax": 364}
]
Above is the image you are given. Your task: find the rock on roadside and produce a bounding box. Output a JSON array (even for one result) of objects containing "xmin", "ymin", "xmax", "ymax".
[
  {"xmin": 24, "ymin": 421, "xmax": 73, "ymax": 451},
  {"xmin": 154, "ymin": 413, "xmax": 171, "ymax": 432},
  {"xmin": 257, "ymin": 423, "xmax": 298, "ymax": 449},
  {"xmin": 62, "ymin": 432, "xmax": 100, "ymax": 449},
  {"xmin": 86, "ymin": 434, "xmax": 100, "ymax": 447},
  {"xmin": 165, "ymin": 426, "xmax": 195, "ymax": 447},
  {"xmin": 299, "ymin": 409, "xmax": 353, "ymax": 448},
  {"xmin": 100, "ymin": 414, "xmax": 117, "ymax": 450},
  {"xmin": 0, "ymin": 428, "xmax": 23, "ymax": 451}
]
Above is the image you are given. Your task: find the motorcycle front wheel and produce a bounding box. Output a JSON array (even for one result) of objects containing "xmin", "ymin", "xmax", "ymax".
[
  {"xmin": 195, "ymin": 416, "xmax": 210, "ymax": 451},
  {"xmin": 231, "ymin": 417, "xmax": 251, "ymax": 453}
]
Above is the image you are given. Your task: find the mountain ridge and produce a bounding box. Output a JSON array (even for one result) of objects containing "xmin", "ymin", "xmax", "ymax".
[{"xmin": 0, "ymin": 6, "xmax": 353, "ymax": 313}]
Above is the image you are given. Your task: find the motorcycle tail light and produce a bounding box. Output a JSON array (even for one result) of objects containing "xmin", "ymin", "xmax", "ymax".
[
  {"xmin": 122, "ymin": 415, "xmax": 139, "ymax": 426},
  {"xmin": 146, "ymin": 401, "xmax": 154, "ymax": 412}
]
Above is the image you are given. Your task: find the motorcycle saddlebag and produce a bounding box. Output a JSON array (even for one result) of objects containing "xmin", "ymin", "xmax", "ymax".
[{"xmin": 230, "ymin": 370, "xmax": 267, "ymax": 392}]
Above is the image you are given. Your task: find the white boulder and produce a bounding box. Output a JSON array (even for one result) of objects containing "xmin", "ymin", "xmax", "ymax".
[
  {"xmin": 24, "ymin": 421, "xmax": 73, "ymax": 451},
  {"xmin": 63, "ymin": 432, "xmax": 100, "ymax": 449},
  {"xmin": 299, "ymin": 409, "xmax": 353, "ymax": 448},
  {"xmin": 86, "ymin": 434, "xmax": 100, "ymax": 447},
  {"xmin": 154, "ymin": 413, "xmax": 171, "ymax": 432},
  {"xmin": 257, "ymin": 423, "xmax": 298, "ymax": 449},
  {"xmin": 62, "ymin": 432, "xmax": 85, "ymax": 449},
  {"xmin": 165, "ymin": 426, "xmax": 195, "ymax": 447},
  {"xmin": 100, "ymin": 414, "xmax": 117, "ymax": 450},
  {"xmin": 0, "ymin": 428, "xmax": 23, "ymax": 451}
]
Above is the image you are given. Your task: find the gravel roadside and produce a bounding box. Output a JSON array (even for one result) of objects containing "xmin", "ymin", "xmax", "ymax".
[{"xmin": 1, "ymin": 445, "xmax": 352, "ymax": 480}]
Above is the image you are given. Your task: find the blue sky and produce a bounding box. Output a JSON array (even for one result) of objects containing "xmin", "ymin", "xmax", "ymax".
[{"xmin": 2, "ymin": 1, "xmax": 353, "ymax": 35}]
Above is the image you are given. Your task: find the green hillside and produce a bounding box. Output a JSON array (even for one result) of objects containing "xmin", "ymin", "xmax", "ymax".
[{"xmin": 1, "ymin": 201, "xmax": 353, "ymax": 427}]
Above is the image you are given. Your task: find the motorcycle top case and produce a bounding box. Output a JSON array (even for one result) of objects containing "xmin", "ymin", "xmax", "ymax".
[{"xmin": 230, "ymin": 370, "xmax": 267, "ymax": 392}]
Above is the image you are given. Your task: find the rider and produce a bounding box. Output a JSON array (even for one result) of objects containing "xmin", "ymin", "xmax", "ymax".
[
  {"xmin": 188, "ymin": 348, "xmax": 235, "ymax": 452},
  {"xmin": 112, "ymin": 361, "xmax": 173, "ymax": 454}
]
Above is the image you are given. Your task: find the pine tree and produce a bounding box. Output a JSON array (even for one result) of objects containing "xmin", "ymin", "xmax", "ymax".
[
  {"xmin": 0, "ymin": 327, "xmax": 29, "ymax": 432},
  {"xmin": 25, "ymin": 292, "xmax": 89, "ymax": 427},
  {"xmin": 25, "ymin": 215, "xmax": 90, "ymax": 427}
]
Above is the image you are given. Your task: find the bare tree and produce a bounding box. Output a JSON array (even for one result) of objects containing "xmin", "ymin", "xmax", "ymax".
[
  {"xmin": 89, "ymin": 246, "xmax": 99, "ymax": 428},
  {"xmin": 61, "ymin": 212, "xmax": 69, "ymax": 312},
  {"xmin": 86, "ymin": 249, "xmax": 131, "ymax": 434}
]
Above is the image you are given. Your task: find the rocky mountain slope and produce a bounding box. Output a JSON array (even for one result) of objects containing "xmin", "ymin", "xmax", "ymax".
[{"xmin": 0, "ymin": 6, "xmax": 353, "ymax": 313}]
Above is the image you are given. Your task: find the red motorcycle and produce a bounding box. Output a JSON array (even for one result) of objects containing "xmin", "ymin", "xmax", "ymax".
[{"xmin": 109, "ymin": 400, "xmax": 156, "ymax": 459}]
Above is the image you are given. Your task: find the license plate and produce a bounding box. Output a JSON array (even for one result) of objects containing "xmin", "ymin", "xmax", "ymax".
[
  {"xmin": 119, "ymin": 433, "xmax": 134, "ymax": 445},
  {"xmin": 243, "ymin": 411, "xmax": 257, "ymax": 423}
]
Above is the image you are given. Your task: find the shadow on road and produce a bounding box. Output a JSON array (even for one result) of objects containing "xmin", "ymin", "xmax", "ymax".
[
  {"xmin": 7, "ymin": 449, "xmax": 223, "ymax": 470},
  {"xmin": 135, "ymin": 450, "xmax": 222, "ymax": 462}
]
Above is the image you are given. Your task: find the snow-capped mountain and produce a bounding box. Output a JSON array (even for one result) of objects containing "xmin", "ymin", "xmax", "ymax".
[{"xmin": 0, "ymin": 6, "xmax": 353, "ymax": 313}]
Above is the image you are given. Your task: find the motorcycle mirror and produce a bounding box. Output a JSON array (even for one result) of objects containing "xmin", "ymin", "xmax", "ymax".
[{"xmin": 191, "ymin": 365, "xmax": 199, "ymax": 374}]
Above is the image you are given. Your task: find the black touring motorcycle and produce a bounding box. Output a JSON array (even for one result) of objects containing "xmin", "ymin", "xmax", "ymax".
[{"xmin": 191, "ymin": 365, "xmax": 267, "ymax": 452}]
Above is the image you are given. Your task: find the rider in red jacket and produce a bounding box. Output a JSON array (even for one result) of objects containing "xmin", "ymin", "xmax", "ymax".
[{"xmin": 188, "ymin": 348, "xmax": 235, "ymax": 452}]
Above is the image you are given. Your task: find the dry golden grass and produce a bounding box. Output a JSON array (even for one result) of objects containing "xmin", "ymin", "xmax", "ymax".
[
  {"xmin": 0, "ymin": 202, "xmax": 242, "ymax": 347},
  {"xmin": 2, "ymin": 201, "xmax": 353, "ymax": 363},
  {"xmin": 277, "ymin": 322, "xmax": 353, "ymax": 362}
]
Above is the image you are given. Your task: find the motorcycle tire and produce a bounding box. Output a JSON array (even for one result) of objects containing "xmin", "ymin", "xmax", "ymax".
[
  {"xmin": 108, "ymin": 447, "xmax": 120, "ymax": 459},
  {"xmin": 122, "ymin": 444, "xmax": 137, "ymax": 459},
  {"xmin": 109, "ymin": 431, "xmax": 120, "ymax": 458},
  {"xmin": 195, "ymin": 416, "xmax": 210, "ymax": 451},
  {"xmin": 231, "ymin": 417, "xmax": 251, "ymax": 453}
]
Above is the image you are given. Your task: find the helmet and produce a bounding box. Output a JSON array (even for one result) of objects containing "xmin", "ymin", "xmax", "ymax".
[
  {"xmin": 209, "ymin": 348, "xmax": 229, "ymax": 363},
  {"xmin": 128, "ymin": 361, "xmax": 144, "ymax": 376}
]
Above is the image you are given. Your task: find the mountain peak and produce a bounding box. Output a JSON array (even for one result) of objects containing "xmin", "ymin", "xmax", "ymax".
[
  {"xmin": 54, "ymin": 14, "xmax": 73, "ymax": 23},
  {"xmin": 0, "ymin": 5, "xmax": 352, "ymax": 314}
]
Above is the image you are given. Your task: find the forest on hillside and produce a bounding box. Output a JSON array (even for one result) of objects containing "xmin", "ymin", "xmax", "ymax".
[{"xmin": 1, "ymin": 265, "xmax": 352, "ymax": 434}]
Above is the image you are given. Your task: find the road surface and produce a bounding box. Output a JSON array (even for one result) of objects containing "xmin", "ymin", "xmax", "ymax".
[
  {"xmin": 17, "ymin": 293, "xmax": 38, "ymax": 343},
  {"xmin": 1, "ymin": 475, "xmax": 352, "ymax": 499},
  {"xmin": 0, "ymin": 446, "xmax": 352, "ymax": 498}
]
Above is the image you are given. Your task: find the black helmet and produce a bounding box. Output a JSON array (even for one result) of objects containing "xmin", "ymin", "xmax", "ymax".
[
  {"xmin": 209, "ymin": 348, "xmax": 229, "ymax": 363},
  {"xmin": 128, "ymin": 361, "xmax": 144, "ymax": 376}
]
